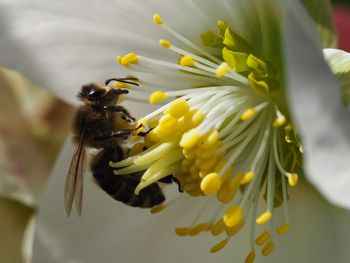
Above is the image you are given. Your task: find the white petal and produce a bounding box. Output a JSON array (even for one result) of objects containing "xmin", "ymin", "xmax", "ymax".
[
  {"xmin": 0, "ymin": 0, "xmax": 217, "ymax": 103},
  {"xmin": 0, "ymin": 0, "xmax": 273, "ymax": 105},
  {"xmin": 32, "ymin": 140, "xmax": 350, "ymax": 263},
  {"xmin": 284, "ymin": 0, "xmax": 350, "ymax": 209}
]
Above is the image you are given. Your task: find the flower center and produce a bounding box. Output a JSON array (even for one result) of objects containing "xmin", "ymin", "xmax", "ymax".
[{"xmin": 113, "ymin": 13, "xmax": 303, "ymax": 262}]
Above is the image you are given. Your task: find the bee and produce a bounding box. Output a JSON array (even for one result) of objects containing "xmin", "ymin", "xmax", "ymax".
[{"xmin": 64, "ymin": 78, "xmax": 166, "ymax": 217}]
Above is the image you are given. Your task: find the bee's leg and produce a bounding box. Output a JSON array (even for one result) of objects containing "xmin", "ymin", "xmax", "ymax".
[
  {"xmin": 104, "ymin": 105, "xmax": 136, "ymax": 123},
  {"xmin": 105, "ymin": 78, "xmax": 139, "ymax": 86},
  {"xmin": 173, "ymin": 177, "xmax": 183, "ymax": 192},
  {"xmin": 138, "ymin": 128, "xmax": 153, "ymax": 137},
  {"xmin": 111, "ymin": 129, "xmax": 133, "ymax": 139},
  {"xmin": 95, "ymin": 130, "xmax": 131, "ymax": 141}
]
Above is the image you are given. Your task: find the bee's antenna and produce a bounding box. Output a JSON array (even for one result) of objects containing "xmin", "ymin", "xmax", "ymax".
[{"xmin": 105, "ymin": 78, "xmax": 139, "ymax": 86}]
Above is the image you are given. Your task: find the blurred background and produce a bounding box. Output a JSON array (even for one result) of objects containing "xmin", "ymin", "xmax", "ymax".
[{"xmin": 0, "ymin": 1, "xmax": 348, "ymax": 262}]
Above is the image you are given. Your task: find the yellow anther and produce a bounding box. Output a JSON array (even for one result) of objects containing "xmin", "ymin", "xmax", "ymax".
[
  {"xmin": 217, "ymin": 175, "xmax": 241, "ymax": 203},
  {"xmin": 214, "ymin": 160, "xmax": 226, "ymax": 172},
  {"xmin": 144, "ymin": 136, "xmax": 156, "ymax": 148},
  {"xmin": 245, "ymin": 251, "xmax": 256, "ymax": 263},
  {"xmin": 287, "ymin": 173, "xmax": 298, "ymax": 187},
  {"xmin": 183, "ymin": 147, "xmax": 197, "ymax": 160},
  {"xmin": 240, "ymin": 171, "xmax": 255, "ymax": 185},
  {"xmin": 179, "ymin": 55, "xmax": 195, "ymax": 67},
  {"xmin": 262, "ymin": 240, "xmax": 275, "ymax": 256},
  {"xmin": 210, "ymin": 238, "xmax": 229, "ymax": 253},
  {"xmin": 198, "ymin": 157, "xmax": 217, "ymax": 171},
  {"xmin": 129, "ymin": 143, "xmax": 144, "ymax": 156},
  {"xmin": 216, "ymin": 62, "xmax": 230, "ymax": 77},
  {"xmin": 159, "ymin": 114, "xmax": 178, "ymax": 128},
  {"xmin": 148, "ymin": 119, "xmax": 159, "ymax": 129},
  {"xmin": 177, "ymin": 117, "xmax": 186, "ymax": 133},
  {"xmin": 255, "ymin": 231, "xmax": 270, "ymax": 245},
  {"xmin": 210, "ymin": 219, "xmax": 225, "ymax": 236},
  {"xmin": 145, "ymin": 129, "xmax": 160, "ymax": 143},
  {"xmin": 190, "ymin": 110, "xmax": 205, "ymax": 128},
  {"xmin": 116, "ymin": 56, "xmax": 122, "ymax": 64},
  {"xmin": 188, "ymin": 225, "xmax": 203, "ymax": 236},
  {"xmin": 241, "ymin": 108, "xmax": 256, "ymax": 121},
  {"xmin": 256, "ymin": 211, "xmax": 272, "ymax": 225},
  {"xmin": 150, "ymin": 204, "xmax": 166, "ymax": 214},
  {"xmin": 188, "ymin": 223, "xmax": 211, "ymax": 236},
  {"xmin": 221, "ymin": 167, "xmax": 233, "ymax": 182},
  {"xmin": 149, "ymin": 91, "xmax": 168, "ymax": 104},
  {"xmin": 224, "ymin": 205, "xmax": 243, "ymax": 227},
  {"xmin": 200, "ymin": 172, "xmax": 222, "ymax": 196},
  {"xmin": 273, "ymin": 115, "xmax": 287, "ymax": 128},
  {"xmin": 201, "ymin": 130, "xmax": 219, "ymax": 149},
  {"xmin": 180, "ymin": 129, "xmax": 201, "ymax": 149},
  {"xmin": 156, "ymin": 125, "xmax": 176, "ymax": 138},
  {"xmin": 217, "ymin": 183, "xmax": 236, "ymax": 203},
  {"xmin": 225, "ymin": 219, "xmax": 244, "ymax": 236},
  {"xmin": 153, "ymin": 13, "xmax": 163, "ymax": 25},
  {"xmin": 175, "ymin": 227, "xmax": 190, "ymax": 236},
  {"xmin": 187, "ymin": 188, "xmax": 204, "ymax": 197},
  {"xmin": 120, "ymin": 53, "xmax": 139, "ymax": 66},
  {"xmin": 276, "ymin": 223, "xmax": 289, "ymax": 234},
  {"xmin": 168, "ymin": 100, "xmax": 189, "ymax": 118},
  {"xmin": 198, "ymin": 144, "xmax": 218, "ymax": 160},
  {"xmin": 190, "ymin": 164, "xmax": 200, "ymax": 177},
  {"xmin": 159, "ymin": 39, "xmax": 171, "ymax": 48},
  {"xmin": 182, "ymin": 181, "xmax": 201, "ymax": 193},
  {"xmin": 181, "ymin": 159, "xmax": 192, "ymax": 172}
]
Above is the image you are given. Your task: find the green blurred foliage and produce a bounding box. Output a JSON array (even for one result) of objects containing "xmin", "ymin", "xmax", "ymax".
[{"xmin": 332, "ymin": 0, "xmax": 350, "ymax": 6}]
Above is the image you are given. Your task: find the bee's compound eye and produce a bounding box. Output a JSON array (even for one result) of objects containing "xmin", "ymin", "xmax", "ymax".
[{"xmin": 87, "ymin": 89, "xmax": 105, "ymax": 101}]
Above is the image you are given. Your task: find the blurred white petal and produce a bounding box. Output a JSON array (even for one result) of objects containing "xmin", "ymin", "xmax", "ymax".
[
  {"xmin": 299, "ymin": 0, "xmax": 337, "ymax": 48},
  {"xmin": 284, "ymin": 0, "xmax": 350, "ymax": 209}
]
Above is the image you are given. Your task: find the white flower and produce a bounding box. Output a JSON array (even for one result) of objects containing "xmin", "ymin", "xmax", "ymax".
[{"xmin": 1, "ymin": 0, "xmax": 350, "ymax": 262}]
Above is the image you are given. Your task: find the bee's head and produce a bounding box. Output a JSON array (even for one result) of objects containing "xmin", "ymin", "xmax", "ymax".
[{"xmin": 78, "ymin": 84, "xmax": 128, "ymax": 106}]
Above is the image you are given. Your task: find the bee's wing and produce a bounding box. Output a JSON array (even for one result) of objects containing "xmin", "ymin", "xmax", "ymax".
[{"xmin": 64, "ymin": 138, "xmax": 86, "ymax": 217}]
